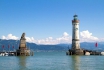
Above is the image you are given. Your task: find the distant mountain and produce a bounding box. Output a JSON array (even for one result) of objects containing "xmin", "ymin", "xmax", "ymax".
[
  {"xmin": 56, "ymin": 43, "xmax": 71, "ymax": 49},
  {"xmin": 0, "ymin": 39, "xmax": 104, "ymax": 51},
  {"xmin": 0, "ymin": 39, "xmax": 67, "ymax": 51},
  {"xmin": 57, "ymin": 42, "xmax": 104, "ymax": 51},
  {"xmin": 80, "ymin": 42, "xmax": 104, "ymax": 51}
]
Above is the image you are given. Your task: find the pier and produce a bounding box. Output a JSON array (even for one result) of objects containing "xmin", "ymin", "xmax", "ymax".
[
  {"xmin": 0, "ymin": 51, "xmax": 34, "ymax": 56},
  {"xmin": 66, "ymin": 49, "xmax": 104, "ymax": 55},
  {"xmin": 0, "ymin": 33, "xmax": 34, "ymax": 56}
]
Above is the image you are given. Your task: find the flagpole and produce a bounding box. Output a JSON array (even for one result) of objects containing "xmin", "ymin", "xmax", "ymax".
[
  {"xmin": 2, "ymin": 45, "xmax": 3, "ymax": 52},
  {"xmin": 8, "ymin": 45, "xmax": 9, "ymax": 54},
  {"xmin": 13, "ymin": 45, "xmax": 15, "ymax": 51},
  {"xmin": 2, "ymin": 45, "xmax": 4, "ymax": 52}
]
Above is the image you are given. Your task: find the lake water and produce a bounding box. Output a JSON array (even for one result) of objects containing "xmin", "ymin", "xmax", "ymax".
[{"xmin": 0, "ymin": 51, "xmax": 104, "ymax": 70}]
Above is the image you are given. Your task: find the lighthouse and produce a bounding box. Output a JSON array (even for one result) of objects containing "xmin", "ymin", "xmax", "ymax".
[
  {"xmin": 72, "ymin": 14, "xmax": 80, "ymax": 49},
  {"xmin": 66, "ymin": 14, "xmax": 84, "ymax": 55}
]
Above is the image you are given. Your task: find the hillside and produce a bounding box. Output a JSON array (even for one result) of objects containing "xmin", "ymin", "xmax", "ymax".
[{"xmin": 0, "ymin": 39, "xmax": 104, "ymax": 51}]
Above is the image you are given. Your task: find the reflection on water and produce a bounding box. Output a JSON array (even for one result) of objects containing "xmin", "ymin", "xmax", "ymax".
[
  {"xmin": 17, "ymin": 56, "xmax": 28, "ymax": 70},
  {"xmin": 71, "ymin": 56, "xmax": 80, "ymax": 70}
]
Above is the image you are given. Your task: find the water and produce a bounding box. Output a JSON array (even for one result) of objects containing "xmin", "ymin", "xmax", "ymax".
[{"xmin": 0, "ymin": 51, "xmax": 104, "ymax": 70}]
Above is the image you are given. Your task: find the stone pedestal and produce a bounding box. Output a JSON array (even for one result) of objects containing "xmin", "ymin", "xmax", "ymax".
[
  {"xmin": 17, "ymin": 49, "xmax": 30, "ymax": 56},
  {"xmin": 67, "ymin": 49, "xmax": 84, "ymax": 55}
]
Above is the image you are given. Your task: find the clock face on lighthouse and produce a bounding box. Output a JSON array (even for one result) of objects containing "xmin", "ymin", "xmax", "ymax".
[{"xmin": 75, "ymin": 28, "xmax": 78, "ymax": 30}]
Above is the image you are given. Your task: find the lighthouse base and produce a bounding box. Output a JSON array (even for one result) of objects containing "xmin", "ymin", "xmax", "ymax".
[{"xmin": 66, "ymin": 49, "xmax": 84, "ymax": 55}]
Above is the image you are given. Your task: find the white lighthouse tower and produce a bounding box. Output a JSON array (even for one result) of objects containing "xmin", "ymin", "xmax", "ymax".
[
  {"xmin": 67, "ymin": 14, "xmax": 84, "ymax": 55},
  {"xmin": 72, "ymin": 14, "xmax": 80, "ymax": 49}
]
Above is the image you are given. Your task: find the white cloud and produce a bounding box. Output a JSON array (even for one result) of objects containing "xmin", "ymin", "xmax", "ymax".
[
  {"xmin": 28, "ymin": 32, "xmax": 71, "ymax": 45},
  {"xmin": 52, "ymin": 32, "xmax": 71, "ymax": 44},
  {"xmin": 1, "ymin": 31, "xmax": 104, "ymax": 45},
  {"xmin": 25, "ymin": 37, "xmax": 36, "ymax": 43},
  {"xmin": 80, "ymin": 30, "xmax": 99, "ymax": 42},
  {"xmin": 1, "ymin": 34, "xmax": 19, "ymax": 40},
  {"xmin": 63, "ymin": 32, "xmax": 69, "ymax": 37},
  {"xmin": 48, "ymin": 37, "xmax": 53, "ymax": 40}
]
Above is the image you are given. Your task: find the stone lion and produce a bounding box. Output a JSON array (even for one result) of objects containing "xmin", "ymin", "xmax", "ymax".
[{"xmin": 21, "ymin": 33, "xmax": 26, "ymax": 39}]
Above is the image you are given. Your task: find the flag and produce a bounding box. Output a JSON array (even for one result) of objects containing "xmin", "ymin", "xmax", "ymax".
[
  {"xmin": 95, "ymin": 42, "xmax": 98, "ymax": 47},
  {"xmin": 2, "ymin": 45, "xmax": 4, "ymax": 48},
  {"xmin": 8, "ymin": 45, "xmax": 10, "ymax": 48},
  {"xmin": 12, "ymin": 46, "xmax": 14, "ymax": 48}
]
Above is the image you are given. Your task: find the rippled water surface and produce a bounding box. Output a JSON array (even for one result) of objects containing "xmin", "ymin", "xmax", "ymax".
[{"xmin": 0, "ymin": 51, "xmax": 104, "ymax": 70}]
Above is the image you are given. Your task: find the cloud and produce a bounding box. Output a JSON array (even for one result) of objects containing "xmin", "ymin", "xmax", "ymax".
[
  {"xmin": 80, "ymin": 30, "xmax": 99, "ymax": 42},
  {"xmin": 1, "ymin": 32, "xmax": 71, "ymax": 45},
  {"xmin": 25, "ymin": 32, "xmax": 71, "ymax": 45},
  {"xmin": 53, "ymin": 32, "xmax": 71, "ymax": 44},
  {"xmin": 37, "ymin": 37, "xmax": 59, "ymax": 44},
  {"xmin": 1, "ymin": 34, "xmax": 19, "ymax": 40},
  {"xmin": 63, "ymin": 32, "xmax": 69, "ymax": 37},
  {"xmin": 48, "ymin": 37, "xmax": 53, "ymax": 40},
  {"xmin": 1, "ymin": 31, "xmax": 104, "ymax": 44},
  {"xmin": 25, "ymin": 37, "xmax": 36, "ymax": 43},
  {"xmin": 37, "ymin": 35, "xmax": 72, "ymax": 45}
]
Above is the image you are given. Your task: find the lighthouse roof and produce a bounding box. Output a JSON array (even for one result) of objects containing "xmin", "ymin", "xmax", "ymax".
[
  {"xmin": 72, "ymin": 14, "xmax": 79, "ymax": 23},
  {"xmin": 73, "ymin": 14, "xmax": 78, "ymax": 17}
]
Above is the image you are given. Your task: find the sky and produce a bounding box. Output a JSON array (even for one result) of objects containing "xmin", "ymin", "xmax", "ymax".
[{"xmin": 0, "ymin": 0, "xmax": 104, "ymax": 44}]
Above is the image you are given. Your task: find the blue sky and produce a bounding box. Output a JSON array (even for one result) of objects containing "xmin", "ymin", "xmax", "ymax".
[{"xmin": 0, "ymin": 0, "xmax": 104, "ymax": 44}]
